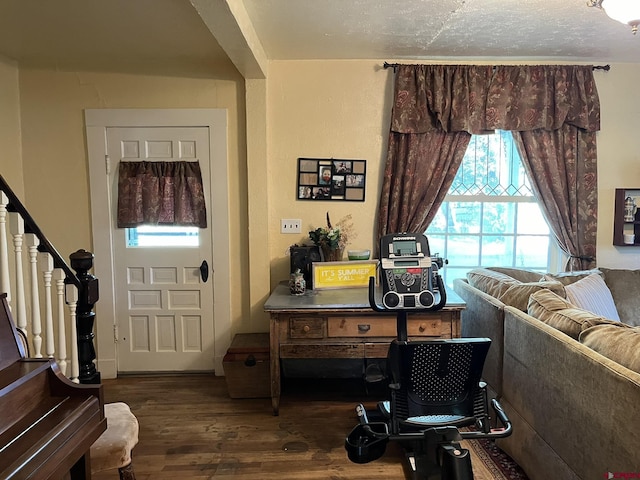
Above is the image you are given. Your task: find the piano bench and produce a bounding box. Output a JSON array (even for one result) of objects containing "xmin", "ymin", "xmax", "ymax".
[{"xmin": 91, "ymin": 402, "xmax": 139, "ymax": 480}]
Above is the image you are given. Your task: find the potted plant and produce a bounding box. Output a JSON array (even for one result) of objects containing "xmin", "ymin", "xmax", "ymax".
[{"xmin": 308, "ymin": 212, "xmax": 354, "ymax": 262}]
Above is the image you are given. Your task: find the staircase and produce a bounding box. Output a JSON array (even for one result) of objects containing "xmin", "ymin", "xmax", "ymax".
[{"xmin": 0, "ymin": 175, "xmax": 100, "ymax": 384}]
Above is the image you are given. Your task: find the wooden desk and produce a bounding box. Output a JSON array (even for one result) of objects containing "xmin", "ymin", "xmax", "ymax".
[{"xmin": 264, "ymin": 283, "xmax": 465, "ymax": 415}]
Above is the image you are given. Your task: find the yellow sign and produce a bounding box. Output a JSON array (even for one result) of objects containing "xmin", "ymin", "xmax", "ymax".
[{"xmin": 312, "ymin": 260, "xmax": 378, "ymax": 290}]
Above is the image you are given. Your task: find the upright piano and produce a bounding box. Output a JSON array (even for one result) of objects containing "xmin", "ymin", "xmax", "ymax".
[{"xmin": 0, "ymin": 293, "xmax": 106, "ymax": 479}]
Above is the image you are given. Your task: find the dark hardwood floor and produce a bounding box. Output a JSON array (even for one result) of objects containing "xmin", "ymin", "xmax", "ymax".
[{"xmin": 92, "ymin": 374, "xmax": 406, "ymax": 480}]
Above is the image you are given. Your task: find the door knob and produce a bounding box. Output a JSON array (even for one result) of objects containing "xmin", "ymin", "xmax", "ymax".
[{"xmin": 200, "ymin": 260, "xmax": 209, "ymax": 283}]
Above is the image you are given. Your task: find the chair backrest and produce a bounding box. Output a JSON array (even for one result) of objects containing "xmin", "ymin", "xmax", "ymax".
[{"xmin": 388, "ymin": 338, "xmax": 491, "ymax": 421}]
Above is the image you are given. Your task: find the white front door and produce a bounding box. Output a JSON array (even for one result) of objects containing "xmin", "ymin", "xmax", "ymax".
[
  {"xmin": 107, "ymin": 127, "xmax": 214, "ymax": 372},
  {"xmin": 87, "ymin": 109, "xmax": 230, "ymax": 379}
]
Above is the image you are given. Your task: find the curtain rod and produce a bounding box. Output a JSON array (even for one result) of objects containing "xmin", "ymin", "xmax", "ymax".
[{"xmin": 382, "ymin": 62, "xmax": 611, "ymax": 72}]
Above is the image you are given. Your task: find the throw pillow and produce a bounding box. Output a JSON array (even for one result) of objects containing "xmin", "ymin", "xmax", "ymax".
[
  {"xmin": 527, "ymin": 289, "xmax": 621, "ymax": 340},
  {"xmin": 579, "ymin": 324, "xmax": 640, "ymax": 374},
  {"xmin": 466, "ymin": 269, "xmax": 518, "ymax": 298},
  {"xmin": 563, "ymin": 273, "xmax": 621, "ymax": 321},
  {"xmin": 497, "ymin": 280, "xmax": 565, "ymax": 312},
  {"xmin": 599, "ymin": 268, "xmax": 640, "ymax": 327},
  {"xmin": 542, "ymin": 269, "xmax": 603, "ymax": 286}
]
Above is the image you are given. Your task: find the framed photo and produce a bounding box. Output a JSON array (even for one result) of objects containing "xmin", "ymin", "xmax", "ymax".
[{"xmin": 297, "ymin": 158, "xmax": 366, "ymax": 201}]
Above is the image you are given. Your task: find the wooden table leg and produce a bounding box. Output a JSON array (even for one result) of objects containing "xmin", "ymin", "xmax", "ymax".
[{"xmin": 270, "ymin": 314, "xmax": 281, "ymax": 416}]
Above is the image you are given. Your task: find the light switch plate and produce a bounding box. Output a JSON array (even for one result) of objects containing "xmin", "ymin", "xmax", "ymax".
[{"xmin": 281, "ymin": 219, "xmax": 302, "ymax": 234}]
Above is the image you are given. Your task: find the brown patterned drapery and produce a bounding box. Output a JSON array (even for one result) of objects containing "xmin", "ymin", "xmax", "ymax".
[
  {"xmin": 378, "ymin": 64, "xmax": 600, "ymax": 270},
  {"xmin": 117, "ymin": 161, "xmax": 207, "ymax": 228},
  {"xmin": 378, "ymin": 129, "xmax": 470, "ymax": 236}
]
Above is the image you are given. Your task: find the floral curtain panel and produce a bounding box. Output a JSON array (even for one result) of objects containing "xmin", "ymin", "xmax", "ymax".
[
  {"xmin": 389, "ymin": 64, "xmax": 600, "ymax": 134},
  {"xmin": 117, "ymin": 161, "xmax": 207, "ymax": 228},
  {"xmin": 379, "ymin": 64, "xmax": 600, "ymax": 270},
  {"xmin": 513, "ymin": 127, "xmax": 598, "ymax": 270},
  {"xmin": 378, "ymin": 129, "xmax": 470, "ymax": 235}
]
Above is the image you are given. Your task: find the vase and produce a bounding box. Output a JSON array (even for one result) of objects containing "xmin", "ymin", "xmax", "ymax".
[
  {"xmin": 321, "ymin": 245, "xmax": 344, "ymax": 262},
  {"xmin": 289, "ymin": 269, "xmax": 306, "ymax": 295}
]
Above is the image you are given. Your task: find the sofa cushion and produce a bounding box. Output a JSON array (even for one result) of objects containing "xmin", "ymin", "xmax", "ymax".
[
  {"xmin": 542, "ymin": 269, "xmax": 603, "ymax": 286},
  {"xmin": 564, "ymin": 273, "xmax": 621, "ymax": 321},
  {"xmin": 579, "ymin": 324, "xmax": 640, "ymax": 373},
  {"xmin": 487, "ymin": 267, "xmax": 545, "ymax": 283},
  {"xmin": 466, "ymin": 268, "xmax": 518, "ymax": 298},
  {"xmin": 599, "ymin": 268, "xmax": 640, "ymax": 326},
  {"xmin": 498, "ymin": 281, "xmax": 565, "ymax": 312},
  {"xmin": 527, "ymin": 289, "xmax": 621, "ymax": 339}
]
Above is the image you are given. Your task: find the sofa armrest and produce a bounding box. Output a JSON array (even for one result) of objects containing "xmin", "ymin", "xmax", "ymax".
[
  {"xmin": 453, "ymin": 278, "xmax": 506, "ymax": 397},
  {"xmin": 501, "ymin": 306, "xmax": 640, "ymax": 478}
]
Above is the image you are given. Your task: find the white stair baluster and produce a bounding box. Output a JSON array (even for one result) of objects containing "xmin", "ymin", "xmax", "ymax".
[
  {"xmin": 27, "ymin": 234, "xmax": 42, "ymax": 357},
  {"xmin": 0, "ymin": 192, "xmax": 10, "ymax": 303},
  {"xmin": 66, "ymin": 283, "xmax": 79, "ymax": 383},
  {"xmin": 9, "ymin": 213, "xmax": 26, "ymax": 335},
  {"xmin": 54, "ymin": 269, "xmax": 68, "ymax": 375},
  {"xmin": 40, "ymin": 252, "xmax": 55, "ymax": 359}
]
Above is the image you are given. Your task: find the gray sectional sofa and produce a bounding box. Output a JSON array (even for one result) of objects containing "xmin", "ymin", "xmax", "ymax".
[{"xmin": 453, "ymin": 267, "xmax": 640, "ymax": 480}]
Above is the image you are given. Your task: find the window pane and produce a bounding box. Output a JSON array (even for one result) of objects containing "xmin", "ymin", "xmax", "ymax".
[
  {"xmin": 126, "ymin": 226, "xmax": 199, "ymax": 247},
  {"xmin": 448, "ymin": 235, "xmax": 480, "ymax": 266},
  {"xmin": 427, "ymin": 235, "xmax": 445, "ymax": 257},
  {"xmin": 515, "ymin": 235, "xmax": 550, "ymax": 268},
  {"xmin": 442, "ymin": 267, "xmax": 468, "ymax": 289},
  {"xmin": 517, "ymin": 203, "xmax": 550, "ymax": 235},
  {"xmin": 482, "ymin": 203, "xmax": 515, "ymax": 234},
  {"xmin": 480, "ymin": 235, "xmax": 515, "ymax": 265},
  {"xmin": 450, "ymin": 131, "xmax": 533, "ymax": 197},
  {"xmin": 449, "ymin": 202, "xmax": 481, "ymax": 234},
  {"xmin": 428, "ymin": 207, "xmax": 448, "ymax": 234}
]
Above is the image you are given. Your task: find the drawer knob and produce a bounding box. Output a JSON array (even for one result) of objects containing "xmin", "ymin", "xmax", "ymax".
[
  {"xmin": 302, "ymin": 325, "xmax": 310, "ymax": 333},
  {"xmin": 419, "ymin": 323, "xmax": 428, "ymax": 332},
  {"xmin": 358, "ymin": 324, "xmax": 371, "ymax": 333}
]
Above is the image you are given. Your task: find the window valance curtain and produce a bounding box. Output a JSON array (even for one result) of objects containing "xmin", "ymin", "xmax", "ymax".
[
  {"xmin": 378, "ymin": 64, "xmax": 600, "ymax": 270},
  {"xmin": 390, "ymin": 64, "xmax": 600, "ymax": 134},
  {"xmin": 117, "ymin": 161, "xmax": 207, "ymax": 228}
]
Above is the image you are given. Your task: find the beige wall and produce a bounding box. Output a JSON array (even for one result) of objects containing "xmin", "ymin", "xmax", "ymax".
[
  {"xmin": 593, "ymin": 63, "xmax": 640, "ymax": 269},
  {"xmin": 267, "ymin": 61, "xmax": 394, "ymax": 286},
  {"xmin": 6, "ymin": 59, "xmax": 640, "ymax": 348},
  {"xmin": 0, "ymin": 55, "xmax": 23, "ymax": 196},
  {"xmin": 265, "ymin": 60, "xmax": 640, "ymax": 287}
]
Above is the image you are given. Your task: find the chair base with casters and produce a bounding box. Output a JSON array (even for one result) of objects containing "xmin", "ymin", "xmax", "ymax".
[
  {"xmin": 345, "ymin": 336, "xmax": 513, "ymax": 480},
  {"xmin": 90, "ymin": 402, "xmax": 139, "ymax": 480}
]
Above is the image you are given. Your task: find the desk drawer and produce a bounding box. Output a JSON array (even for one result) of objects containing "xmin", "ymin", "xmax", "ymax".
[
  {"xmin": 289, "ymin": 317, "xmax": 325, "ymax": 339},
  {"xmin": 327, "ymin": 316, "xmax": 395, "ymax": 337},
  {"xmin": 327, "ymin": 315, "xmax": 442, "ymax": 338},
  {"xmin": 408, "ymin": 318, "xmax": 442, "ymax": 336}
]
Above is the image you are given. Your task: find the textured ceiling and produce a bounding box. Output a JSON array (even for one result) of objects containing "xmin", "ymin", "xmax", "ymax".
[
  {"xmin": 242, "ymin": 0, "xmax": 640, "ymax": 63},
  {"xmin": 0, "ymin": 0, "xmax": 637, "ymax": 77}
]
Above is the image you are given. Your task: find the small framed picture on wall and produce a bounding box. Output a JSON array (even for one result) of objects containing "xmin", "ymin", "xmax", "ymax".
[{"xmin": 296, "ymin": 158, "xmax": 366, "ymax": 201}]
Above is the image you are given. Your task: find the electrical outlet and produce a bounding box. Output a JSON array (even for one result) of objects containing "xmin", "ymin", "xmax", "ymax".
[{"xmin": 281, "ymin": 218, "xmax": 302, "ymax": 234}]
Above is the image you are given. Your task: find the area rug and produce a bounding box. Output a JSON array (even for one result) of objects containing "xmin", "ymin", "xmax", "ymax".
[{"xmin": 464, "ymin": 437, "xmax": 529, "ymax": 480}]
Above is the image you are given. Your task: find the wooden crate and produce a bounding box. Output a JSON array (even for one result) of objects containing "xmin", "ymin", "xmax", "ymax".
[{"xmin": 223, "ymin": 333, "xmax": 270, "ymax": 399}]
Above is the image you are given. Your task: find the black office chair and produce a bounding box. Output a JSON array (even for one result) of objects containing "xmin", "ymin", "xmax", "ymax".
[{"xmin": 346, "ymin": 337, "xmax": 511, "ymax": 479}]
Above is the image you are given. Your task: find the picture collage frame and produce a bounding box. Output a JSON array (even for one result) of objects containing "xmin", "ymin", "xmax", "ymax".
[{"xmin": 297, "ymin": 158, "xmax": 366, "ymax": 202}]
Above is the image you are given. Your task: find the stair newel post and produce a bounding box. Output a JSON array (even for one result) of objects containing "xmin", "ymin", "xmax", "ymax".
[{"xmin": 69, "ymin": 249, "xmax": 101, "ymax": 384}]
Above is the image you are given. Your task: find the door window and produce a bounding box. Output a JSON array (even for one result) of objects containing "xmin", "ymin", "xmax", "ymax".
[{"xmin": 126, "ymin": 226, "xmax": 199, "ymax": 247}]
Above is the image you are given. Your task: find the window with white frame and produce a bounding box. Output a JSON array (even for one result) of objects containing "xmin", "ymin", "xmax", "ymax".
[{"xmin": 426, "ymin": 130, "xmax": 559, "ymax": 288}]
